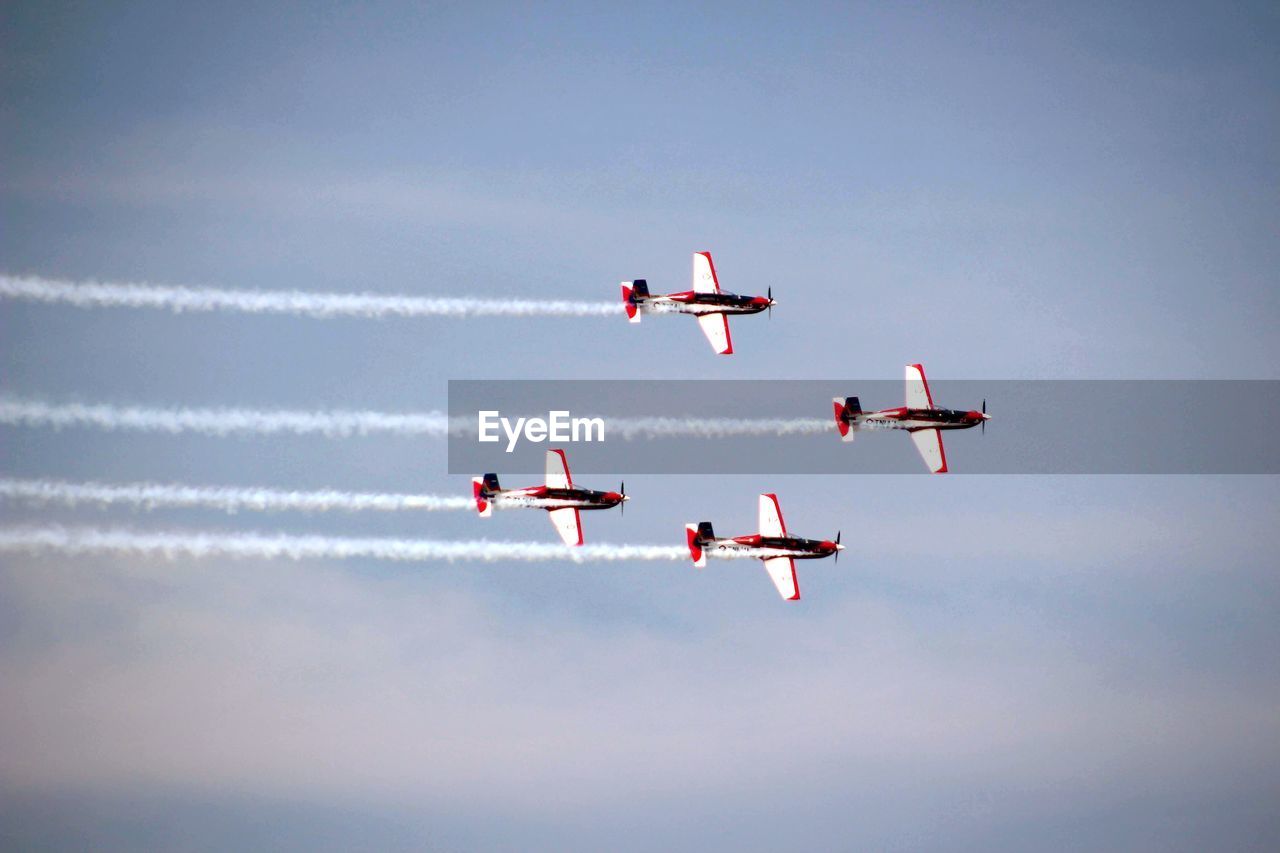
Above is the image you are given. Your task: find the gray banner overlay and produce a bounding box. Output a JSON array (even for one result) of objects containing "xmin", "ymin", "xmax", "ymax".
[{"xmin": 448, "ymin": 380, "xmax": 1279, "ymax": 475}]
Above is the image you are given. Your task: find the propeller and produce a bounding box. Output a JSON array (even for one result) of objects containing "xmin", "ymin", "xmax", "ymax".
[
  {"xmin": 768, "ymin": 286, "xmax": 773, "ymax": 319},
  {"xmin": 620, "ymin": 481, "xmax": 626, "ymax": 515},
  {"xmin": 834, "ymin": 530, "xmax": 842, "ymax": 563},
  {"xmin": 982, "ymin": 398, "xmax": 987, "ymax": 435}
]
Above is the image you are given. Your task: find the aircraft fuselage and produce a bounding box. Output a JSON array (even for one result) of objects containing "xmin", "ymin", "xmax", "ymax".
[
  {"xmin": 634, "ymin": 290, "xmax": 771, "ymax": 317},
  {"xmin": 854, "ymin": 407, "xmax": 986, "ymax": 432},
  {"xmin": 484, "ymin": 485, "xmax": 624, "ymax": 511},
  {"xmin": 700, "ymin": 534, "xmax": 841, "ymax": 561}
]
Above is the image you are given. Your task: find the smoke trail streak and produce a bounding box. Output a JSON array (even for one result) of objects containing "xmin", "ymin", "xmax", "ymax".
[
  {"xmin": 607, "ymin": 417, "xmax": 832, "ymax": 438},
  {"xmin": 1, "ymin": 398, "xmax": 833, "ymax": 441},
  {"xmin": 0, "ymin": 478, "xmax": 475, "ymax": 513},
  {"xmin": 0, "ymin": 274, "xmax": 621, "ymax": 319},
  {"xmin": 0, "ymin": 525, "xmax": 696, "ymax": 563},
  {"xmin": 0, "ymin": 398, "xmax": 456, "ymax": 438}
]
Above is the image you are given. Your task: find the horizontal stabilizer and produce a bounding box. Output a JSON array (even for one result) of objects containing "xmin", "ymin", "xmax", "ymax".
[
  {"xmin": 621, "ymin": 281, "xmax": 641, "ymax": 323},
  {"xmin": 472, "ymin": 477, "xmax": 492, "ymax": 517},
  {"xmin": 686, "ymin": 523, "xmax": 706, "ymax": 567},
  {"xmin": 833, "ymin": 396, "xmax": 860, "ymax": 442}
]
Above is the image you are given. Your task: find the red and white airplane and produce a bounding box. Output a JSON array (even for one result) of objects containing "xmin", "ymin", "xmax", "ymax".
[
  {"xmin": 685, "ymin": 493, "xmax": 843, "ymax": 601},
  {"xmin": 621, "ymin": 251, "xmax": 774, "ymax": 355},
  {"xmin": 473, "ymin": 449, "xmax": 627, "ymax": 546},
  {"xmin": 833, "ymin": 363, "xmax": 990, "ymax": 474}
]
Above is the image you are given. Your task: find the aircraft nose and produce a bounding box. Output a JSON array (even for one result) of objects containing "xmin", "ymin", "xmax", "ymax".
[{"xmin": 604, "ymin": 491, "xmax": 623, "ymax": 502}]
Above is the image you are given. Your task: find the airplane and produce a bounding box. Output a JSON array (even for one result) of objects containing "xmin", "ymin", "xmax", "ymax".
[
  {"xmin": 685, "ymin": 493, "xmax": 843, "ymax": 601},
  {"xmin": 833, "ymin": 363, "xmax": 990, "ymax": 474},
  {"xmin": 472, "ymin": 448, "xmax": 627, "ymax": 546},
  {"xmin": 621, "ymin": 251, "xmax": 775, "ymax": 355}
]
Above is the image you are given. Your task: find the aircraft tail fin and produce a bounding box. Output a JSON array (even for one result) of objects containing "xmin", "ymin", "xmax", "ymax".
[
  {"xmin": 686, "ymin": 521, "xmax": 713, "ymax": 567},
  {"xmin": 621, "ymin": 279, "xmax": 647, "ymax": 323},
  {"xmin": 833, "ymin": 396, "xmax": 861, "ymax": 442},
  {"xmin": 472, "ymin": 476, "xmax": 494, "ymax": 517}
]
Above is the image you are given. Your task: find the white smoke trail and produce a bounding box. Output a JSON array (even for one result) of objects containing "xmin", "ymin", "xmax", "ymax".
[
  {"xmin": 0, "ymin": 478, "xmax": 475, "ymax": 513},
  {"xmin": 0, "ymin": 397, "xmax": 456, "ymax": 438},
  {"xmin": 0, "ymin": 398, "xmax": 831, "ymax": 441},
  {"xmin": 607, "ymin": 416, "xmax": 832, "ymax": 439},
  {"xmin": 0, "ymin": 274, "xmax": 621, "ymax": 319},
  {"xmin": 0, "ymin": 525, "xmax": 694, "ymax": 563}
]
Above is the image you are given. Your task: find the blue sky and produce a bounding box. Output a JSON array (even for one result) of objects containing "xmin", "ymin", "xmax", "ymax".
[{"xmin": 2, "ymin": 2, "xmax": 1279, "ymax": 849}]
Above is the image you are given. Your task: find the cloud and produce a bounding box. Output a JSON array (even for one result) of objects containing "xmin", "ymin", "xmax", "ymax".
[{"xmin": 2, "ymin": 546, "xmax": 1277, "ymax": 848}]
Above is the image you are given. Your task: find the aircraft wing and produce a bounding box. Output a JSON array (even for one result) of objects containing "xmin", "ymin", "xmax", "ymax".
[
  {"xmin": 545, "ymin": 448, "xmax": 572, "ymax": 488},
  {"xmin": 763, "ymin": 556, "xmax": 800, "ymax": 601},
  {"xmin": 758, "ymin": 493, "xmax": 787, "ymax": 537},
  {"xmin": 692, "ymin": 251, "xmax": 721, "ymax": 293},
  {"xmin": 905, "ymin": 363, "xmax": 934, "ymax": 409},
  {"xmin": 548, "ymin": 507, "xmax": 584, "ymax": 546},
  {"xmin": 909, "ymin": 428, "xmax": 948, "ymax": 474},
  {"xmin": 696, "ymin": 313, "xmax": 733, "ymax": 355}
]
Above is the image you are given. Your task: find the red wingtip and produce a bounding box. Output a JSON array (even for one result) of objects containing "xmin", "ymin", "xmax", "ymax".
[
  {"xmin": 700, "ymin": 252, "xmax": 720, "ymax": 289},
  {"xmin": 549, "ymin": 448, "xmax": 572, "ymax": 486}
]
